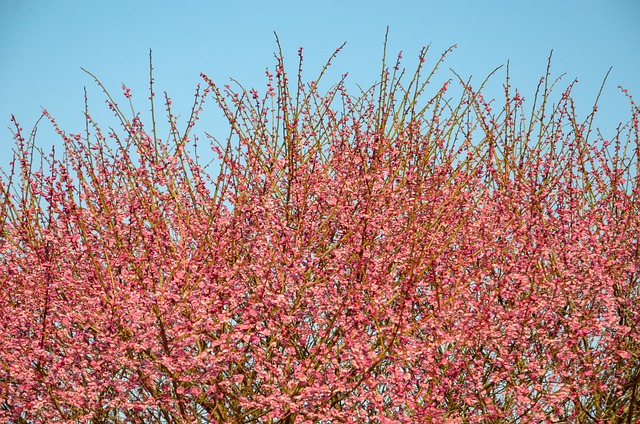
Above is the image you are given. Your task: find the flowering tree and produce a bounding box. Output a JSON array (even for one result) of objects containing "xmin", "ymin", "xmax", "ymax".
[{"xmin": 1, "ymin": 39, "xmax": 639, "ymax": 423}]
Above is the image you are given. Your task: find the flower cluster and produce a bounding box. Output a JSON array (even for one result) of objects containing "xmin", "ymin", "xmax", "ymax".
[{"xmin": 1, "ymin": 41, "xmax": 639, "ymax": 423}]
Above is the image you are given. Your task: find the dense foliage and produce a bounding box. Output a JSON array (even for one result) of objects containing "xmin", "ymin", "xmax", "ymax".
[{"xmin": 1, "ymin": 40, "xmax": 639, "ymax": 423}]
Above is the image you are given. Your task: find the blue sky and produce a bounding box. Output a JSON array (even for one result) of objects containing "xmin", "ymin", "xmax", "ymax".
[{"xmin": 1, "ymin": 0, "xmax": 638, "ymax": 171}]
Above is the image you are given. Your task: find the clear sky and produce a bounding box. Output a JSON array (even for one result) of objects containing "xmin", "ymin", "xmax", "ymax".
[{"xmin": 1, "ymin": 0, "xmax": 638, "ymax": 171}]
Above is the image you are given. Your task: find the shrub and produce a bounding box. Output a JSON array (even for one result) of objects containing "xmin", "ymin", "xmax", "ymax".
[{"xmin": 1, "ymin": 38, "xmax": 639, "ymax": 423}]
